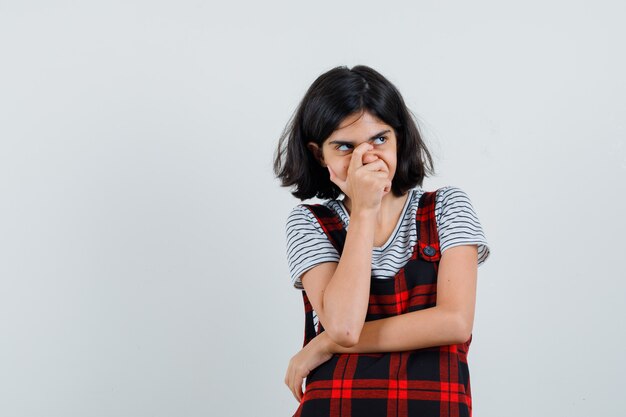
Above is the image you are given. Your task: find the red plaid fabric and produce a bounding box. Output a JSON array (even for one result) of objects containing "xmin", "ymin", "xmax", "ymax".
[{"xmin": 293, "ymin": 190, "xmax": 473, "ymax": 417}]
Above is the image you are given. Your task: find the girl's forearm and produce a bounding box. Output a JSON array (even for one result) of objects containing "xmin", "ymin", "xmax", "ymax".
[
  {"xmin": 322, "ymin": 209, "xmax": 378, "ymax": 346},
  {"xmin": 321, "ymin": 306, "xmax": 468, "ymax": 354}
]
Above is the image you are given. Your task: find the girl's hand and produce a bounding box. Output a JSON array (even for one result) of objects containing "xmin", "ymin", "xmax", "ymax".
[
  {"xmin": 284, "ymin": 332, "xmax": 334, "ymax": 403},
  {"xmin": 328, "ymin": 142, "xmax": 391, "ymax": 212}
]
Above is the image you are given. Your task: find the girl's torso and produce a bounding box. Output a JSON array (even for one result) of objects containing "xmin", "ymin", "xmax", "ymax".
[{"xmin": 293, "ymin": 189, "xmax": 473, "ymax": 417}]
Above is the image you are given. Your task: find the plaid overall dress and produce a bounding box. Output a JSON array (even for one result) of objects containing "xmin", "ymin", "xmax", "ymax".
[{"xmin": 293, "ymin": 190, "xmax": 472, "ymax": 417}]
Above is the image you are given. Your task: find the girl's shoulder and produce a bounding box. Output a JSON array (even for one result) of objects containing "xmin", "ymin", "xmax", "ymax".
[
  {"xmin": 419, "ymin": 185, "xmax": 473, "ymax": 206},
  {"xmin": 285, "ymin": 196, "xmax": 347, "ymax": 230},
  {"xmin": 284, "ymin": 200, "xmax": 342, "ymax": 290},
  {"xmin": 410, "ymin": 185, "xmax": 479, "ymax": 216},
  {"xmin": 431, "ymin": 185, "xmax": 481, "ymax": 221},
  {"xmin": 430, "ymin": 185, "xmax": 491, "ymax": 266}
]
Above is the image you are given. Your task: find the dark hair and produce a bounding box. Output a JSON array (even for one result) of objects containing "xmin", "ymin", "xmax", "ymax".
[{"xmin": 273, "ymin": 65, "xmax": 434, "ymax": 201}]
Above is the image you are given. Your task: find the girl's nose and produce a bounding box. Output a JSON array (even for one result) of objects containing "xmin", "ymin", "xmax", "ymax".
[{"xmin": 363, "ymin": 152, "xmax": 379, "ymax": 164}]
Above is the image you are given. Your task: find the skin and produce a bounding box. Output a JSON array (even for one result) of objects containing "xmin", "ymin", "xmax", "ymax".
[{"xmin": 285, "ymin": 110, "xmax": 479, "ymax": 403}]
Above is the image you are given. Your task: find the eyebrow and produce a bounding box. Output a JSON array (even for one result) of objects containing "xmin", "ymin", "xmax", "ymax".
[{"xmin": 327, "ymin": 129, "xmax": 391, "ymax": 146}]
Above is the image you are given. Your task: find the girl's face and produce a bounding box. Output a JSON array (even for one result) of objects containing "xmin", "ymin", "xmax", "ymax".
[{"xmin": 307, "ymin": 110, "xmax": 398, "ymax": 189}]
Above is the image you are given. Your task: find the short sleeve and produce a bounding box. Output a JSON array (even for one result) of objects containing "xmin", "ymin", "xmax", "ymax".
[
  {"xmin": 435, "ymin": 186, "xmax": 491, "ymax": 267},
  {"xmin": 285, "ymin": 205, "xmax": 340, "ymax": 289}
]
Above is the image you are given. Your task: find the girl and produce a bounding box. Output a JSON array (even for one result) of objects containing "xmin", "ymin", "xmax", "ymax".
[{"xmin": 273, "ymin": 65, "xmax": 490, "ymax": 417}]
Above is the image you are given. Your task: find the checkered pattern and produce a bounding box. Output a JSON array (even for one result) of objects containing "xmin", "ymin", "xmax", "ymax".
[{"xmin": 294, "ymin": 190, "xmax": 473, "ymax": 417}]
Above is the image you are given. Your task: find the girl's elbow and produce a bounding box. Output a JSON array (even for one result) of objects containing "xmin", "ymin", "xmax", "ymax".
[
  {"xmin": 326, "ymin": 324, "xmax": 361, "ymax": 347},
  {"xmin": 437, "ymin": 306, "xmax": 473, "ymax": 344},
  {"xmin": 453, "ymin": 314, "xmax": 473, "ymax": 344}
]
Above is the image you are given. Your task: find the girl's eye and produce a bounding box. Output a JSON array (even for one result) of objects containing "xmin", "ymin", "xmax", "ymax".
[
  {"xmin": 373, "ymin": 136, "xmax": 387, "ymax": 145},
  {"xmin": 337, "ymin": 144, "xmax": 352, "ymax": 151}
]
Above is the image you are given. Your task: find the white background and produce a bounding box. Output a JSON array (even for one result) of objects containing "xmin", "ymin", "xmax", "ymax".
[{"xmin": 1, "ymin": 1, "xmax": 624, "ymax": 416}]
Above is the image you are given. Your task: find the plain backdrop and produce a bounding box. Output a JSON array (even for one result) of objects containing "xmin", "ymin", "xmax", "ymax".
[{"xmin": 1, "ymin": 1, "xmax": 625, "ymax": 416}]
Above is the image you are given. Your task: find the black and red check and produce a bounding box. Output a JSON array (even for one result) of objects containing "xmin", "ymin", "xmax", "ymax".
[{"xmin": 293, "ymin": 190, "xmax": 473, "ymax": 417}]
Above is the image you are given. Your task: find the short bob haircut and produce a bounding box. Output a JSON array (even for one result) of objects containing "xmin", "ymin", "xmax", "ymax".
[{"xmin": 273, "ymin": 65, "xmax": 434, "ymax": 201}]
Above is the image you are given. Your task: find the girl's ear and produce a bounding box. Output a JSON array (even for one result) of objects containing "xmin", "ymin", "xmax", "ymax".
[{"xmin": 307, "ymin": 141, "xmax": 326, "ymax": 167}]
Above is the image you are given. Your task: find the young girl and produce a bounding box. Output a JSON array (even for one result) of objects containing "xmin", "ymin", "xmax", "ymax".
[{"xmin": 273, "ymin": 65, "xmax": 490, "ymax": 417}]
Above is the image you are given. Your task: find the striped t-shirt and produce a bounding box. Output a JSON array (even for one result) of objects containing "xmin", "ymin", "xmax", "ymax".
[{"xmin": 285, "ymin": 185, "xmax": 490, "ymax": 290}]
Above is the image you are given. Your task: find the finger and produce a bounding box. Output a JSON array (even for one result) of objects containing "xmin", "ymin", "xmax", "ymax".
[
  {"xmin": 291, "ymin": 378, "xmax": 301, "ymax": 403},
  {"xmin": 289, "ymin": 366, "xmax": 299, "ymax": 402},
  {"xmin": 285, "ymin": 360, "xmax": 294, "ymax": 386},
  {"xmin": 292, "ymin": 366, "xmax": 304, "ymax": 403},
  {"xmin": 296, "ymin": 377, "xmax": 304, "ymax": 402},
  {"xmin": 368, "ymin": 173, "xmax": 392, "ymax": 192},
  {"xmin": 285, "ymin": 362, "xmax": 295, "ymax": 399},
  {"xmin": 361, "ymin": 159, "xmax": 389, "ymax": 174},
  {"xmin": 292, "ymin": 377, "xmax": 299, "ymax": 403},
  {"xmin": 348, "ymin": 142, "xmax": 373, "ymax": 173},
  {"xmin": 291, "ymin": 380, "xmax": 299, "ymax": 402}
]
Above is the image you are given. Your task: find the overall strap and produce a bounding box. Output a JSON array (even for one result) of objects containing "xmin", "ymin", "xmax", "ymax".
[
  {"xmin": 415, "ymin": 190, "xmax": 442, "ymax": 262},
  {"xmin": 301, "ymin": 203, "xmax": 347, "ymax": 255}
]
